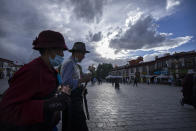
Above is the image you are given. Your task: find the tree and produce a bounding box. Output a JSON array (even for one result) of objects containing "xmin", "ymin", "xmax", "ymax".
[{"xmin": 96, "ymin": 63, "xmax": 113, "ymax": 79}]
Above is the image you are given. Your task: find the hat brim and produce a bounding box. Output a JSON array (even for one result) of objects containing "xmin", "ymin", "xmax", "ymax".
[
  {"xmin": 69, "ymin": 49, "xmax": 90, "ymax": 53},
  {"xmin": 33, "ymin": 45, "xmax": 68, "ymax": 50}
]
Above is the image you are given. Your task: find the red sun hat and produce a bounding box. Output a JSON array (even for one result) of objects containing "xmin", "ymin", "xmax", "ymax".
[{"xmin": 32, "ymin": 30, "xmax": 68, "ymax": 50}]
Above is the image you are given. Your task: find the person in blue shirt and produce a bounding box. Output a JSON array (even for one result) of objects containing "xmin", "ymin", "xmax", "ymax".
[{"xmin": 61, "ymin": 42, "xmax": 91, "ymax": 131}]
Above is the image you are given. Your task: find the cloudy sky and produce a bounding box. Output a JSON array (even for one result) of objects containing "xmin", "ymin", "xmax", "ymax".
[{"xmin": 0, "ymin": 0, "xmax": 195, "ymax": 71}]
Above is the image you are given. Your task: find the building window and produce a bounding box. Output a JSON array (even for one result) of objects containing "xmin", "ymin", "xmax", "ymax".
[
  {"xmin": 131, "ymin": 68, "xmax": 135, "ymax": 73},
  {"xmin": 162, "ymin": 61, "xmax": 167, "ymax": 67},
  {"xmin": 185, "ymin": 57, "xmax": 195, "ymax": 68},
  {"xmin": 136, "ymin": 67, "xmax": 139, "ymax": 72},
  {"xmin": 157, "ymin": 62, "xmax": 162, "ymax": 69},
  {"xmin": 142, "ymin": 66, "xmax": 147, "ymax": 72}
]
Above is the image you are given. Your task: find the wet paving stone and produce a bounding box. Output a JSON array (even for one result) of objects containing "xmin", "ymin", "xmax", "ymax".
[
  {"xmin": 2, "ymin": 79, "xmax": 195, "ymax": 131},
  {"xmin": 86, "ymin": 83, "xmax": 196, "ymax": 131}
]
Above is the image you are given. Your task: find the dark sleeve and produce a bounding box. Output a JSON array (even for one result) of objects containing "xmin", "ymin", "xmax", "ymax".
[
  {"xmin": 182, "ymin": 75, "xmax": 194, "ymax": 91},
  {"xmin": 0, "ymin": 66, "xmax": 44, "ymax": 125}
]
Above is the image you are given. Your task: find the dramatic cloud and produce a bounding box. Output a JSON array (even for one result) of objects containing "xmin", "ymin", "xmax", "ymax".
[
  {"xmin": 109, "ymin": 15, "xmax": 192, "ymax": 52},
  {"xmin": 110, "ymin": 16, "xmax": 165, "ymax": 50},
  {"xmin": 67, "ymin": 0, "xmax": 106, "ymax": 23},
  {"xmin": 143, "ymin": 52, "xmax": 163, "ymax": 62},
  {"xmin": 0, "ymin": 0, "xmax": 50, "ymax": 63},
  {"xmin": 166, "ymin": 0, "xmax": 181, "ymax": 10},
  {"xmin": 88, "ymin": 31, "xmax": 103, "ymax": 42},
  {"xmin": 0, "ymin": 0, "xmax": 194, "ymax": 67}
]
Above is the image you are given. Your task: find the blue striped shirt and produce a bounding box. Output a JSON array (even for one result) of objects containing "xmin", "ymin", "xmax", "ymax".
[{"xmin": 60, "ymin": 57, "xmax": 79, "ymax": 91}]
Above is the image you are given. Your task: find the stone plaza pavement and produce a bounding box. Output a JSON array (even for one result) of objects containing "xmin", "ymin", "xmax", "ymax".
[
  {"xmin": 84, "ymin": 83, "xmax": 196, "ymax": 131},
  {"xmin": 1, "ymin": 79, "xmax": 196, "ymax": 131}
]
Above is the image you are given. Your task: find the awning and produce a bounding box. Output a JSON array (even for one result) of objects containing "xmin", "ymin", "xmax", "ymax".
[
  {"xmin": 0, "ymin": 68, "xmax": 5, "ymax": 71},
  {"xmin": 106, "ymin": 75, "xmax": 123, "ymax": 79},
  {"xmin": 145, "ymin": 75, "xmax": 154, "ymax": 78},
  {"xmin": 156, "ymin": 74, "xmax": 170, "ymax": 78}
]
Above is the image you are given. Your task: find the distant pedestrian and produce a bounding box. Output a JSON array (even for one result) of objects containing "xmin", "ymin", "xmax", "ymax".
[
  {"xmin": 154, "ymin": 78, "xmax": 157, "ymax": 84},
  {"xmin": 168, "ymin": 78, "xmax": 172, "ymax": 86},
  {"xmin": 97, "ymin": 77, "xmax": 102, "ymax": 85},
  {"xmin": 114, "ymin": 78, "xmax": 120, "ymax": 89},
  {"xmin": 133, "ymin": 77, "xmax": 138, "ymax": 87},
  {"xmin": 93, "ymin": 77, "xmax": 97, "ymax": 84},
  {"xmin": 0, "ymin": 71, "xmax": 3, "ymax": 79},
  {"xmin": 112, "ymin": 79, "xmax": 114, "ymax": 86},
  {"xmin": 147, "ymin": 79, "xmax": 150, "ymax": 85},
  {"xmin": 129, "ymin": 78, "xmax": 132, "ymax": 84}
]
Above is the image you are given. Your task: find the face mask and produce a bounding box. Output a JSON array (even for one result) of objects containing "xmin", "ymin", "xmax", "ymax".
[{"xmin": 49, "ymin": 55, "xmax": 64, "ymax": 67}]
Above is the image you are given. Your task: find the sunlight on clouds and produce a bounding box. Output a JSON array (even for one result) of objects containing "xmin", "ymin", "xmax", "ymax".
[
  {"xmin": 160, "ymin": 32, "xmax": 173, "ymax": 37},
  {"xmin": 143, "ymin": 52, "xmax": 162, "ymax": 62},
  {"xmin": 43, "ymin": 3, "xmax": 71, "ymax": 24},
  {"xmin": 94, "ymin": 30, "xmax": 130, "ymax": 59},
  {"xmin": 152, "ymin": 36, "xmax": 193, "ymax": 51},
  {"xmin": 126, "ymin": 10, "xmax": 143, "ymax": 26},
  {"xmin": 131, "ymin": 36, "xmax": 193, "ymax": 53},
  {"xmin": 95, "ymin": 37, "xmax": 129, "ymax": 59},
  {"xmin": 166, "ymin": 0, "xmax": 180, "ymax": 10}
]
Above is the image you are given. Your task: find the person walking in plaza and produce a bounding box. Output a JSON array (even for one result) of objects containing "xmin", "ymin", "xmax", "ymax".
[
  {"xmin": 147, "ymin": 79, "xmax": 150, "ymax": 85},
  {"xmin": 133, "ymin": 77, "xmax": 138, "ymax": 87},
  {"xmin": 61, "ymin": 42, "xmax": 91, "ymax": 131},
  {"xmin": 0, "ymin": 30, "xmax": 71, "ymax": 131}
]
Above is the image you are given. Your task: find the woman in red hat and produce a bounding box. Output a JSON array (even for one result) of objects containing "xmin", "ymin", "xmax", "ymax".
[{"xmin": 0, "ymin": 30, "xmax": 70, "ymax": 131}]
